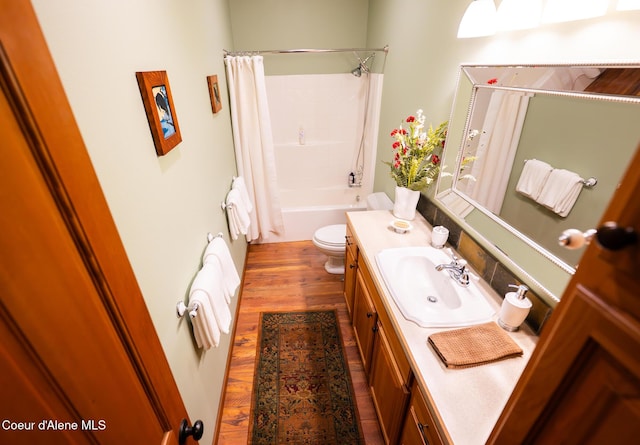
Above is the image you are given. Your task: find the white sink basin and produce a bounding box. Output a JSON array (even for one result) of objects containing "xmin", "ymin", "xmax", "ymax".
[{"xmin": 375, "ymin": 247, "xmax": 495, "ymax": 328}]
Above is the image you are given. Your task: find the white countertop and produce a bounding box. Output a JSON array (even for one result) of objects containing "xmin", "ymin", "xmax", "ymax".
[{"xmin": 347, "ymin": 210, "xmax": 538, "ymax": 445}]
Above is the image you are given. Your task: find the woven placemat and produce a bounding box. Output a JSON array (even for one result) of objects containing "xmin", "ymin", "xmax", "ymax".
[{"xmin": 428, "ymin": 322, "xmax": 523, "ymax": 369}]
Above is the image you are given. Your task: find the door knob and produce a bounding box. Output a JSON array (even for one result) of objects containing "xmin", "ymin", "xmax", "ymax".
[
  {"xmin": 558, "ymin": 228, "xmax": 596, "ymax": 250},
  {"xmin": 559, "ymin": 222, "xmax": 637, "ymax": 251},
  {"xmin": 595, "ymin": 221, "xmax": 638, "ymax": 251},
  {"xmin": 178, "ymin": 419, "xmax": 204, "ymax": 444}
]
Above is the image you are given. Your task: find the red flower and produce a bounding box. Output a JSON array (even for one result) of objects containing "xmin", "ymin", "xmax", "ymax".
[
  {"xmin": 392, "ymin": 141, "xmax": 400, "ymax": 149},
  {"xmin": 390, "ymin": 129, "xmax": 398, "ymax": 136},
  {"xmin": 400, "ymin": 128, "xmax": 407, "ymax": 135},
  {"xmin": 432, "ymin": 155, "xmax": 440, "ymax": 165},
  {"xmin": 406, "ymin": 115, "xmax": 415, "ymax": 123},
  {"xmin": 487, "ymin": 78, "xmax": 498, "ymax": 85}
]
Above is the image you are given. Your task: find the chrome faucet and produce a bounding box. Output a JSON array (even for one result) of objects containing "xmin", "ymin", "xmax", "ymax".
[{"xmin": 435, "ymin": 255, "xmax": 470, "ymax": 287}]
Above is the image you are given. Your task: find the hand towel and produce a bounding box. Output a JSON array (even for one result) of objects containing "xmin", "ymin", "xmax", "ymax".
[
  {"xmin": 226, "ymin": 189, "xmax": 251, "ymax": 240},
  {"xmin": 427, "ymin": 322, "xmax": 523, "ymax": 369},
  {"xmin": 515, "ymin": 159, "xmax": 553, "ymax": 200},
  {"xmin": 188, "ymin": 290, "xmax": 221, "ymax": 349},
  {"xmin": 203, "ymin": 236, "xmax": 241, "ymax": 304},
  {"xmin": 190, "ymin": 262, "xmax": 231, "ymax": 334},
  {"xmin": 537, "ymin": 169, "xmax": 583, "ymax": 217},
  {"xmin": 232, "ymin": 176, "xmax": 253, "ymax": 214}
]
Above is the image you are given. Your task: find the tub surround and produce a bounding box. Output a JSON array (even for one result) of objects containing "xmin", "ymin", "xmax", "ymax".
[{"xmin": 346, "ymin": 210, "xmax": 538, "ymax": 444}]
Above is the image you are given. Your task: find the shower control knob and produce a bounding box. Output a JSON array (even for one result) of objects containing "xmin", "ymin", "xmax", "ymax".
[{"xmin": 595, "ymin": 222, "xmax": 638, "ymax": 251}]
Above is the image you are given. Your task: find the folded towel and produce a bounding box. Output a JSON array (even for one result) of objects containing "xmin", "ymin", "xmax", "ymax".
[
  {"xmin": 427, "ymin": 322, "xmax": 523, "ymax": 369},
  {"xmin": 226, "ymin": 189, "xmax": 251, "ymax": 240},
  {"xmin": 232, "ymin": 176, "xmax": 253, "ymax": 214},
  {"xmin": 516, "ymin": 159, "xmax": 553, "ymax": 200},
  {"xmin": 203, "ymin": 236, "xmax": 240, "ymax": 304},
  {"xmin": 188, "ymin": 290, "xmax": 220, "ymax": 349},
  {"xmin": 190, "ymin": 262, "xmax": 231, "ymax": 333},
  {"xmin": 537, "ymin": 169, "xmax": 583, "ymax": 217}
]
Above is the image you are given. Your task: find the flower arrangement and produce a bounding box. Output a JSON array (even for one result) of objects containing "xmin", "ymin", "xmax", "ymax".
[{"xmin": 384, "ymin": 109, "xmax": 448, "ymax": 191}]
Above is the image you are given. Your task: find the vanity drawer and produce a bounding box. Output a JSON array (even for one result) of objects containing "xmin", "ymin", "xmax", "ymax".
[{"xmin": 400, "ymin": 379, "xmax": 445, "ymax": 445}]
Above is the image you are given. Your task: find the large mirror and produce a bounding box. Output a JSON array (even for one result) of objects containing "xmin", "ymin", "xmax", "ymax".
[{"xmin": 436, "ymin": 64, "xmax": 640, "ymax": 305}]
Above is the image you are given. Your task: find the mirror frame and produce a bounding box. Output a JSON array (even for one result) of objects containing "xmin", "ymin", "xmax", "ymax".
[{"xmin": 436, "ymin": 63, "xmax": 640, "ymax": 306}]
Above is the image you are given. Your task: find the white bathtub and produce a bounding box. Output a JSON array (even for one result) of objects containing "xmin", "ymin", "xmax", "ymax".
[{"xmin": 266, "ymin": 187, "xmax": 367, "ymax": 243}]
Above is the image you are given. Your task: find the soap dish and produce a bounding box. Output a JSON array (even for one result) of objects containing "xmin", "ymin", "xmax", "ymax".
[{"xmin": 390, "ymin": 219, "xmax": 412, "ymax": 234}]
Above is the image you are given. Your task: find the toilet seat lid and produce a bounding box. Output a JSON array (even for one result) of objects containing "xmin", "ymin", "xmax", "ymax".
[{"xmin": 314, "ymin": 224, "xmax": 346, "ymax": 247}]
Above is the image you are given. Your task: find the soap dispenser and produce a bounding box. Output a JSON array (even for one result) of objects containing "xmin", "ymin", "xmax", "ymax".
[{"xmin": 498, "ymin": 284, "xmax": 531, "ymax": 332}]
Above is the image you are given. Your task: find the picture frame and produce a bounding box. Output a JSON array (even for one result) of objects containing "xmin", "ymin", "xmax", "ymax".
[
  {"xmin": 136, "ymin": 70, "xmax": 182, "ymax": 156},
  {"xmin": 207, "ymin": 75, "xmax": 223, "ymax": 114}
]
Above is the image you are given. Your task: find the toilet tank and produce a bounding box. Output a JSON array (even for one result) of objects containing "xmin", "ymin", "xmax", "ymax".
[{"xmin": 366, "ymin": 192, "xmax": 393, "ymax": 210}]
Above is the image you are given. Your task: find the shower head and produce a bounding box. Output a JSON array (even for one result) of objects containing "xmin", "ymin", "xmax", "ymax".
[{"xmin": 351, "ymin": 53, "xmax": 375, "ymax": 77}]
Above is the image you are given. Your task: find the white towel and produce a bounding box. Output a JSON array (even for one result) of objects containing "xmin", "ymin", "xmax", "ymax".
[
  {"xmin": 226, "ymin": 189, "xmax": 251, "ymax": 240},
  {"xmin": 232, "ymin": 176, "xmax": 253, "ymax": 214},
  {"xmin": 203, "ymin": 236, "xmax": 240, "ymax": 304},
  {"xmin": 516, "ymin": 159, "xmax": 553, "ymax": 200},
  {"xmin": 537, "ymin": 169, "xmax": 583, "ymax": 217},
  {"xmin": 190, "ymin": 262, "xmax": 231, "ymax": 333},
  {"xmin": 188, "ymin": 290, "xmax": 220, "ymax": 349}
]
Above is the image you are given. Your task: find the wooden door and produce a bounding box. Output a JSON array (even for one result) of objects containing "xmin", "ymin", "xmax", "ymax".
[
  {"xmin": 0, "ymin": 1, "xmax": 191, "ymax": 444},
  {"xmin": 487, "ymin": 145, "xmax": 640, "ymax": 444}
]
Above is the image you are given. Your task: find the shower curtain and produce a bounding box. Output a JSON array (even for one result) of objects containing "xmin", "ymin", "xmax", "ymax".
[
  {"xmin": 225, "ymin": 56, "xmax": 284, "ymax": 242},
  {"xmin": 460, "ymin": 90, "xmax": 531, "ymax": 214}
]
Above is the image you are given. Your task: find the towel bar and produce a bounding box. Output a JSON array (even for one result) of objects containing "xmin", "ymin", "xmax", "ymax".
[
  {"xmin": 207, "ymin": 232, "xmax": 224, "ymax": 242},
  {"xmin": 580, "ymin": 177, "xmax": 597, "ymax": 188},
  {"xmin": 176, "ymin": 301, "xmax": 199, "ymax": 318},
  {"xmin": 522, "ymin": 159, "xmax": 597, "ymax": 188}
]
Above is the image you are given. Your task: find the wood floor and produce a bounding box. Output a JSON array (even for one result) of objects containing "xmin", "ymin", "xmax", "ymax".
[{"xmin": 216, "ymin": 241, "xmax": 384, "ymax": 444}]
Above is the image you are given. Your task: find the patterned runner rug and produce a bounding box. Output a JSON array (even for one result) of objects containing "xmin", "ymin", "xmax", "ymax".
[{"xmin": 249, "ymin": 310, "xmax": 363, "ymax": 444}]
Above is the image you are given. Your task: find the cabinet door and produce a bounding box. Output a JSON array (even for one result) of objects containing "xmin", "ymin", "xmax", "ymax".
[
  {"xmin": 352, "ymin": 269, "xmax": 377, "ymax": 374},
  {"xmin": 400, "ymin": 381, "xmax": 444, "ymax": 445},
  {"xmin": 369, "ymin": 322, "xmax": 411, "ymax": 445},
  {"xmin": 343, "ymin": 245, "xmax": 357, "ymax": 320}
]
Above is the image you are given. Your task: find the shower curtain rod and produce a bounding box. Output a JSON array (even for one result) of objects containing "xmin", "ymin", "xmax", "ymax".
[{"xmin": 223, "ymin": 45, "xmax": 389, "ymax": 57}]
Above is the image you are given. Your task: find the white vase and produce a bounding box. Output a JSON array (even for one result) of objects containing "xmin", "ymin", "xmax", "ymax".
[{"xmin": 393, "ymin": 186, "xmax": 420, "ymax": 220}]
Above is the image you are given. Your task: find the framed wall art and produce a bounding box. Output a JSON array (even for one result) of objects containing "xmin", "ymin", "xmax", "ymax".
[
  {"xmin": 207, "ymin": 75, "xmax": 222, "ymax": 114},
  {"xmin": 136, "ymin": 70, "xmax": 182, "ymax": 156}
]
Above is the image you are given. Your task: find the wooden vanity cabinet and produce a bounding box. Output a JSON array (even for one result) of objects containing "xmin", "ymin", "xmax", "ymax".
[
  {"xmin": 343, "ymin": 224, "xmax": 358, "ymax": 320},
  {"xmin": 353, "ymin": 244, "xmax": 414, "ymax": 444},
  {"xmin": 400, "ymin": 380, "xmax": 445, "ymax": 445}
]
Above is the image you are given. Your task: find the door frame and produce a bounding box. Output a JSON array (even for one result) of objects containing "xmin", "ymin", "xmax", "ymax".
[{"xmin": 1, "ymin": 0, "xmax": 188, "ymax": 438}]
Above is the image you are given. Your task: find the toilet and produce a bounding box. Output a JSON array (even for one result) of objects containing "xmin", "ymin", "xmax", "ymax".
[{"xmin": 313, "ymin": 193, "xmax": 393, "ymax": 274}]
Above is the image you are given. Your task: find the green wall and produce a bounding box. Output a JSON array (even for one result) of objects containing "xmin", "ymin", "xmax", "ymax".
[{"xmin": 32, "ymin": 2, "xmax": 240, "ymax": 443}]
